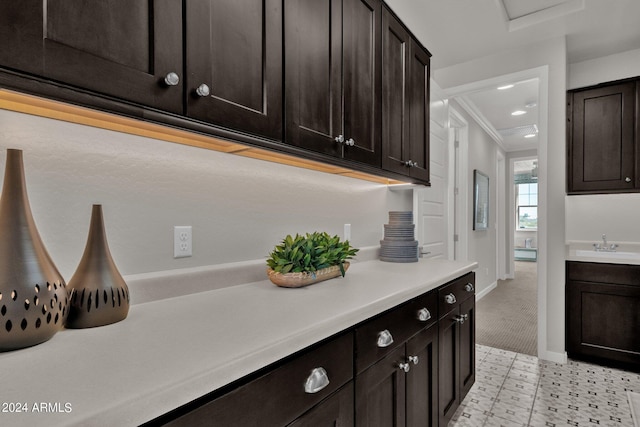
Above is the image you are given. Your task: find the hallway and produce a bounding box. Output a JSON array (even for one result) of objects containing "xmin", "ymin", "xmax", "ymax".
[{"xmin": 476, "ymin": 261, "xmax": 537, "ymax": 356}]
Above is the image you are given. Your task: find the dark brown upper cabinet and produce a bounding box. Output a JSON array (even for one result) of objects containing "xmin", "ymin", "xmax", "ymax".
[
  {"xmin": 185, "ymin": 0, "xmax": 283, "ymax": 140},
  {"xmin": 285, "ymin": 0, "xmax": 382, "ymax": 167},
  {"xmin": 0, "ymin": 0, "xmax": 183, "ymax": 114},
  {"xmin": 567, "ymin": 79, "xmax": 638, "ymax": 194},
  {"xmin": 381, "ymin": 7, "xmax": 431, "ymax": 183}
]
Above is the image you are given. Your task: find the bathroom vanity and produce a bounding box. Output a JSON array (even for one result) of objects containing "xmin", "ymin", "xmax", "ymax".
[{"xmin": 566, "ymin": 260, "xmax": 640, "ymax": 372}]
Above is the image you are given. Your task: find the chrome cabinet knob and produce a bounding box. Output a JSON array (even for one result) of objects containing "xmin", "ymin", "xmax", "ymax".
[
  {"xmin": 408, "ymin": 355, "xmax": 419, "ymax": 365},
  {"xmin": 304, "ymin": 367, "xmax": 330, "ymax": 394},
  {"xmin": 417, "ymin": 308, "xmax": 432, "ymax": 322},
  {"xmin": 346, "ymin": 138, "xmax": 355, "ymax": 147},
  {"xmin": 465, "ymin": 283, "xmax": 474, "ymax": 292},
  {"xmin": 626, "ymin": 177, "xmax": 632, "ymax": 183},
  {"xmin": 454, "ymin": 314, "xmax": 468, "ymax": 324},
  {"xmin": 335, "ymin": 134, "xmax": 345, "ymax": 144},
  {"xmin": 163, "ymin": 72, "xmax": 180, "ymax": 86},
  {"xmin": 195, "ymin": 83, "xmax": 211, "ymax": 97},
  {"xmin": 444, "ymin": 293, "xmax": 457, "ymax": 304},
  {"xmin": 398, "ymin": 362, "xmax": 411, "ymax": 373},
  {"xmin": 404, "ymin": 160, "xmax": 416, "ymax": 167},
  {"xmin": 377, "ymin": 329, "xmax": 394, "ymax": 348}
]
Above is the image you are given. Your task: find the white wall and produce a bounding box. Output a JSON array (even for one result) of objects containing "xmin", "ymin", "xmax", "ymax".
[
  {"xmin": 0, "ymin": 109, "xmax": 411, "ymax": 279},
  {"xmin": 568, "ymin": 48, "xmax": 640, "ymax": 90},
  {"xmin": 434, "ymin": 37, "xmax": 567, "ymax": 362},
  {"xmin": 566, "ymin": 48, "xmax": 640, "ymax": 245},
  {"xmin": 450, "ymin": 100, "xmax": 498, "ymax": 295}
]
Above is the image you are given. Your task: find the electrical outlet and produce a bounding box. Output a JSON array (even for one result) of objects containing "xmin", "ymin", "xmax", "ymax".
[
  {"xmin": 344, "ymin": 223, "xmax": 351, "ymax": 241},
  {"xmin": 174, "ymin": 226, "xmax": 192, "ymax": 258}
]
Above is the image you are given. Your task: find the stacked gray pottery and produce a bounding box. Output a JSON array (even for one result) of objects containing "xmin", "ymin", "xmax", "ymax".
[{"xmin": 380, "ymin": 211, "xmax": 418, "ymax": 263}]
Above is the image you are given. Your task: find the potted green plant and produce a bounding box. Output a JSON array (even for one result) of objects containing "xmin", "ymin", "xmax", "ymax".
[{"xmin": 266, "ymin": 232, "xmax": 359, "ymax": 287}]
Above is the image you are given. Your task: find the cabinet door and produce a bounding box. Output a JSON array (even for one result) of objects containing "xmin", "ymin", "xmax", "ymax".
[
  {"xmin": 438, "ymin": 308, "xmax": 460, "ymax": 426},
  {"xmin": 186, "ymin": 0, "xmax": 282, "ymax": 140},
  {"xmin": 355, "ymin": 345, "xmax": 406, "ymax": 427},
  {"xmin": 569, "ymin": 81, "xmax": 636, "ymax": 193},
  {"xmin": 0, "ymin": 0, "xmax": 183, "ymax": 113},
  {"xmin": 284, "ymin": 0, "xmax": 343, "ymax": 156},
  {"xmin": 381, "ymin": 9, "xmax": 430, "ymax": 182},
  {"xmin": 407, "ymin": 39, "xmax": 430, "ymax": 182},
  {"xmin": 458, "ymin": 296, "xmax": 475, "ymax": 399},
  {"xmin": 567, "ymin": 279, "xmax": 640, "ymax": 369},
  {"xmin": 381, "ymin": 7, "xmax": 410, "ymax": 175},
  {"xmin": 406, "ymin": 326, "xmax": 438, "ymax": 427},
  {"xmin": 343, "ymin": 0, "xmax": 382, "ymax": 166},
  {"xmin": 287, "ymin": 383, "xmax": 354, "ymax": 427}
]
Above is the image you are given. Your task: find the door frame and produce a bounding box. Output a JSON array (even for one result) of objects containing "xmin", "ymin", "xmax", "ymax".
[{"xmin": 443, "ymin": 65, "xmax": 549, "ymax": 359}]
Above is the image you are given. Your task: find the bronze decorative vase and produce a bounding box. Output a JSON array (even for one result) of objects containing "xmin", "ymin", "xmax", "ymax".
[
  {"xmin": 66, "ymin": 204, "xmax": 129, "ymax": 328},
  {"xmin": 0, "ymin": 149, "xmax": 68, "ymax": 351}
]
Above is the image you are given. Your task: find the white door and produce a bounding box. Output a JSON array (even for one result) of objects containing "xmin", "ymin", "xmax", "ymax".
[{"xmin": 414, "ymin": 81, "xmax": 449, "ymax": 259}]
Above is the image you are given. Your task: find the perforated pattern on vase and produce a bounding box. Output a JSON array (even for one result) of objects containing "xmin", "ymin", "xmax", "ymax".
[
  {"xmin": 69, "ymin": 286, "xmax": 130, "ymax": 313},
  {"xmin": 0, "ymin": 281, "xmax": 68, "ymax": 338}
]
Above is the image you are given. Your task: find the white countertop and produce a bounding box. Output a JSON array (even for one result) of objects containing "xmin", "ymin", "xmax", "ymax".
[
  {"xmin": 566, "ymin": 241, "xmax": 640, "ymax": 265},
  {"xmin": 0, "ymin": 258, "xmax": 476, "ymax": 426}
]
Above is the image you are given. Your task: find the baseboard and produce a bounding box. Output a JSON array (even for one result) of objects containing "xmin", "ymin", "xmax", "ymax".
[
  {"xmin": 538, "ymin": 349, "xmax": 568, "ymax": 364},
  {"xmin": 476, "ymin": 281, "xmax": 497, "ymax": 301}
]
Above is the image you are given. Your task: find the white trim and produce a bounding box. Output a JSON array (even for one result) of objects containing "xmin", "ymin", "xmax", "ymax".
[
  {"xmin": 496, "ymin": 151, "xmax": 507, "ymax": 280},
  {"xmin": 455, "ymin": 95, "xmax": 506, "ymax": 151},
  {"xmin": 539, "ymin": 350, "xmax": 568, "ymax": 365},
  {"xmin": 449, "ymin": 107, "xmax": 469, "ymax": 262},
  {"xmin": 475, "ymin": 281, "xmax": 497, "ymax": 301},
  {"xmin": 504, "ymin": 0, "xmax": 585, "ymax": 32}
]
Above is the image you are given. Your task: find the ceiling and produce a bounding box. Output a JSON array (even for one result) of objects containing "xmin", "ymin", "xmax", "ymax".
[{"xmin": 385, "ymin": 0, "xmax": 640, "ymax": 153}]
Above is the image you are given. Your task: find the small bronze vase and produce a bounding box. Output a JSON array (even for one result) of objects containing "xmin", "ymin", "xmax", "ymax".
[
  {"xmin": 0, "ymin": 149, "xmax": 68, "ymax": 351},
  {"xmin": 66, "ymin": 205, "xmax": 129, "ymax": 328}
]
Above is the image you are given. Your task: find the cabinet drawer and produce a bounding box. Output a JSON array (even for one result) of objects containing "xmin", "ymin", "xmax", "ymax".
[
  {"xmin": 355, "ymin": 290, "xmax": 437, "ymax": 374},
  {"xmin": 438, "ymin": 273, "xmax": 475, "ymax": 318},
  {"xmin": 166, "ymin": 332, "xmax": 353, "ymax": 427}
]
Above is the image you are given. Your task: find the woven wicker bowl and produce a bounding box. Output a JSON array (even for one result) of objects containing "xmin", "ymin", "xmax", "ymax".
[{"xmin": 267, "ymin": 262, "xmax": 350, "ymax": 288}]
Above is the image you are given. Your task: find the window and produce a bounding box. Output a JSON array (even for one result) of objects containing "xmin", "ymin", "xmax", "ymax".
[{"xmin": 517, "ymin": 182, "xmax": 537, "ymax": 229}]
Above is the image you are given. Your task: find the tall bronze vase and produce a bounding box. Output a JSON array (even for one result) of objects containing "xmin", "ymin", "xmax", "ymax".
[
  {"xmin": 0, "ymin": 149, "xmax": 68, "ymax": 352},
  {"xmin": 66, "ymin": 204, "xmax": 129, "ymax": 328}
]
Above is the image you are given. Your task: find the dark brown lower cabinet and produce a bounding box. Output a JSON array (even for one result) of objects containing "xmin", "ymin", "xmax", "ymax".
[
  {"xmin": 406, "ymin": 326, "xmax": 439, "ymax": 427},
  {"xmin": 566, "ymin": 261, "xmax": 640, "ymax": 371},
  {"xmin": 147, "ymin": 272, "xmax": 474, "ymax": 426},
  {"xmin": 160, "ymin": 333, "xmax": 353, "ymax": 427},
  {"xmin": 355, "ymin": 325, "xmax": 438, "ymax": 427},
  {"xmin": 438, "ymin": 278, "xmax": 475, "ymax": 426},
  {"xmin": 287, "ymin": 383, "xmax": 354, "ymax": 427},
  {"xmin": 355, "ymin": 345, "xmax": 407, "ymax": 427}
]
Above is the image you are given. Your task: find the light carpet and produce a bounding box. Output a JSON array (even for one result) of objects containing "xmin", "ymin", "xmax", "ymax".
[
  {"xmin": 475, "ymin": 261, "xmax": 537, "ymax": 356},
  {"xmin": 630, "ymin": 391, "xmax": 640, "ymax": 427}
]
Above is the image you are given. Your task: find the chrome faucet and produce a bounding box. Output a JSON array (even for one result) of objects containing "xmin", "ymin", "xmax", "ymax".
[{"xmin": 594, "ymin": 234, "xmax": 618, "ymax": 252}]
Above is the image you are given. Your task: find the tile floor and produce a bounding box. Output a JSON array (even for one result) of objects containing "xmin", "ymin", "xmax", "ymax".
[{"xmin": 450, "ymin": 345, "xmax": 640, "ymax": 427}]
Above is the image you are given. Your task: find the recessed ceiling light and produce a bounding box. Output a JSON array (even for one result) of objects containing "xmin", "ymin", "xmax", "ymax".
[
  {"xmin": 525, "ymin": 102, "xmax": 537, "ymax": 108},
  {"xmin": 524, "ymin": 133, "xmax": 536, "ymax": 138},
  {"xmin": 497, "ymin": 84, "xmax": 514, "ymax": 90},
  {"xmin": 511, "ymin": 110, "xmax": 527, "ymax": 116}
]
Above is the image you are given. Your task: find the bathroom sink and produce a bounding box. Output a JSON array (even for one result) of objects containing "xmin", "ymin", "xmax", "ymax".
[{"xmin": 575, "ymin": 250, "xmax": 640, "ymax": 259}]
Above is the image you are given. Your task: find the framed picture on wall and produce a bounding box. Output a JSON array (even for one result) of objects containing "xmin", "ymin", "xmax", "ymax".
[{"xmin": 473, "ymin": 169, "xmax": 489, "ymax": 230}]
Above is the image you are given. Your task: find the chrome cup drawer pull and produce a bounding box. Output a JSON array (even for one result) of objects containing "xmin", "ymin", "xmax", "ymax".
[
  {"xmin": 417, "ymin": 308, "xmax": 432, "ymax": 322},
  {"xmin": 304, "ymin": 367, "xmax": 330, "ymax": 394},
  {"xmin": 377, "ymin": 329, "xmax": 394, "ymax": 348},
  {"xmin": 444, "ymin": 293, "xmax": 457, "ymax": 304}
]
